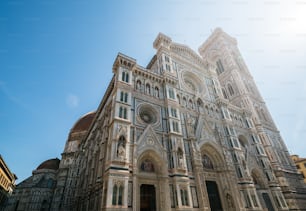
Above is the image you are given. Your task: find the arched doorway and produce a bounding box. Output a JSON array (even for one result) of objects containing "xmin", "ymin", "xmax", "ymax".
[
  {"xmin": 136, "ymin": 150, "xmax": 169, "ymax": 211},
  {"xmin": 200, "ymin": 143, "xmax": 237, "ymax": 211}
]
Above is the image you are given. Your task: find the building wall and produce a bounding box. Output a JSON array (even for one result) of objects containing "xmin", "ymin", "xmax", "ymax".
[
  {"xmin": 0, "ymin": 155, "xmax": 16, "ymax": 209},
  {"xmin": 6, "ymin": 29, "xmax": 306, "ymax": 211},
  {"xmin": 58, "ymin": 29, "xmax": 305, "ymax": 211}
]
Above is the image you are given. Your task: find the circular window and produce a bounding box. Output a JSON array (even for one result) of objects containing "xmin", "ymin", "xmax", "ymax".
[
  {"xmin": 138, "ymin": 104, "xmax": 158, "ymax": 124},
  {"xmin": 181, "ymin": 71, "xmax": 205, "ymax": 94}
]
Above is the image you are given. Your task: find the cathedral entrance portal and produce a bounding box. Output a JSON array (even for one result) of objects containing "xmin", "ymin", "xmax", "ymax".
[
  {"xmin": 206, "ymin": 181, "xmax": 223, "ymax": 211},
  {"xmin": 140, "ymin": 184, "xmax": 156, "ymax": 211}
]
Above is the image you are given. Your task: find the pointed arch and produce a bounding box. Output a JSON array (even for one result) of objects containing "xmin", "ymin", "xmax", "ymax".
[
  {"xmin": 200, "ymin": 142, "xmax": 225, "ymax": 169},
  {"xmin": 137, "ymin": 149, "xmax": 168, "ymax": 176}
]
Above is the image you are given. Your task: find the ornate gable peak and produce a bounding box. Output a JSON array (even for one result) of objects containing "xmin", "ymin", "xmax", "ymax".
[
  {"xmin": 170, "ymin": 42, "xmax": 206, "ymax": 67},
  {"xmin": 136, "ymin": 125, "xmax": 166, "ymax": 157},
  {"xmin": 198, "ymin": 27, "xmax": 237, "ymax": 56}
]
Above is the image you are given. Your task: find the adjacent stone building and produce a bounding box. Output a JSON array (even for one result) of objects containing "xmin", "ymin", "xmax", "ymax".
[
  {"xmin": 5, "ymin": 28, "xmax": 306, "ymax": 211},
  {"xmin": 0, "ymin": 155, "xmax": 17, "ymax": 210},
  {"xmin": 5, "ymin": 159, "xmax": 59, "ymax": 211},
  {"xmin": 291, "ymin": 155, "xmax": 306, "ymax": 184}
]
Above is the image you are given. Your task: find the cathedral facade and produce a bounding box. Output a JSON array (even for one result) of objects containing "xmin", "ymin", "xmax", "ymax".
[{"xmin": 6, "ymin": 29, "xmax": 306, "ymax": 211}]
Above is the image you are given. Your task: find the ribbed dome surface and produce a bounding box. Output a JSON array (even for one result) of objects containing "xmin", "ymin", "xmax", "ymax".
[
  {"xmin": 71, "ymin": 111, "xmax": 96, "ymax": 133},
  {"xmin": 36, "ymin": 158, "xmax": 60, "ymax": 170}
]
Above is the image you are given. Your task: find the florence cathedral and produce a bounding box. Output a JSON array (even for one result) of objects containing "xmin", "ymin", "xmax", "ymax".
[{"xmin": 4, "ymin": 28, "xmax": 306, "ymax": 211}]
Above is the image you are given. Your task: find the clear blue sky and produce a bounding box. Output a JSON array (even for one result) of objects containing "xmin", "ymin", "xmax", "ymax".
[{"xmin": 1, "ymin": 0, "xmax": 306, "ymax": 182}]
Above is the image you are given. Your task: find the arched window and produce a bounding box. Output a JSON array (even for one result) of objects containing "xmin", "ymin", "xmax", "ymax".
[
  {"xmin": 216, "ymin": 59, "xmax": 225, "ymax": 75},
  {"xmin": 112, "ymin": 183, "xmax": 124, "ymax": 206},
  {"xmin": 112, "ymin": 185, "xmax": 118, "ymax": 205},
  {"xmin": 228, "ymin": 84, "xmax": 234, "ymax": 96},
  {"xmin": 118, "ymin": 186, "xmax": 123, "ymax": 205},
  {"xmin": 180, "ymin": 188, "xmax": 189, "ymax": 206},
  {"xmin": 119, "ymin": 107, "xmax": 127, "ymax": 119},
  {"xmin": 120, "ymin": 91, "xmax": 128, "ymax": 103},
  {"xmin": 121, "ymin": 71, "xmax": 129, "ymax": 83}
]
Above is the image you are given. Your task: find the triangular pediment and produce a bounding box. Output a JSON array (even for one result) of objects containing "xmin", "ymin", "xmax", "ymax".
[
  {"xmin": 136, "ymin": 125, "xmax": 166, "ymax": 158},
  {"xmin": 170, "ymin": 43, "xmax": 205, "ymax": 67},
  {"xmin": 196, "ymin": 117, "xmax": 216, "ymax": 142}
]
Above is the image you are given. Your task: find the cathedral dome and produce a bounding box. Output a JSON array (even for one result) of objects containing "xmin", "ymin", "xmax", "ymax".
[
  {"xmin": 71, "ymin": 111, "xmax": 96, "ymax": 133},
  {"xmin": 36, "ymin": 158, "xmax": 60, "ymax": 170}
]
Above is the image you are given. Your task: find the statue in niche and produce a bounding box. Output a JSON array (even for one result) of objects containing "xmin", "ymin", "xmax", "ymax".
[
  {"xmin": 154, "ymin": 87, "xmax": 159, "ymax": 97},
  {"xmin": 136, "ymin": 80, "xmax": 141, "ymax": 90},
  {"xmin": 226, "ymin": 193, "xmax": 235, "ymax": 210},
  {"xmin": 186, "ymin": 114, "xmax": 196, "ymax": 136},
  {"xmin": 177, "ymin": 148, "xmax": 184, "ymax": 168},
  {"xmin": 240, "ymin": 151, "xmax": 250, "ymax": 177},
  {"xmin": 140, "ymin": 159, "xmax": 155, "ymax": 172},
  {"xmin": 117, "ymin": 136, "xmax": 126, "ymax": 160}
]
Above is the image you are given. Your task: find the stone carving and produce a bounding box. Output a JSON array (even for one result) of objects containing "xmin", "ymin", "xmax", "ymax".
[
  {"xmin": 140, "ymin": 159, "xmax": 155, "ymax": 172},
  {"xmin": 177, "ymin": 149, "xmax": 184, "ymax": 168},
  {"xmin": 202, "ymin": 155, "xmax": 214, "ymax": 169},
  {"xmin": 226, "ymin": 193, "xmax": 235, "ymax": 209},
  {"xmin": 186, "ymin": 114, "xmax": 196, "ymax": 137},
  {"xmin": 117, "ymin": 124, "xmax": 127, "ymax": 138},
  {"xmin": 117, "ymin": 136, "xmax": 126, "ymax": 160}
]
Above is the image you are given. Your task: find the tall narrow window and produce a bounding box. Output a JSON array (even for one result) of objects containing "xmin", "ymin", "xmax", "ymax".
[
  {"xmin": 241, "ymin": 190, "xmax": 252, "ymax": 208},
  {"xmin": 120, "ymin": 91, "xmax": 128, "ymax": 103},
  {"xmin": 112, "ymin": 184, "xmax": 124, "ymax": 206},
  {"xmin": 168, "ymin": 87, "xmax": 175, "ymax": 99},
  {"xmin": 118, "ymin": 186, "xmax": 123, "ymax": 205},
  {"xmin": 112, "ymin": 185, "xmax": 118, "ymax": 205},
  {"xmin": 181, "ymin": 189, "xmax": 189, "ymax": 206},
  {"xmin": 216, "ymin": 59, "xmax": 225, "ymax": 75},
  {"xmin": 228, "ymin": 84, "xmax": 235, "ymax": 96},
  {"xmin": 172, "ymin": 121, "xmax": 180, "ymax": 133},
  {"xmin": 170, "ymin": 107, "xmax": 178, "ymax": 118},
  {"xmin": 222, "ymin": 88, "xmax": 228, "ymax": 99},
  {"xmin": 119, "ymin": 107, "xmax": 127, "ymax": 119},
  {"xmin": 121, "ymin": 71, "xmax": 129, "ymax": 83}
]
